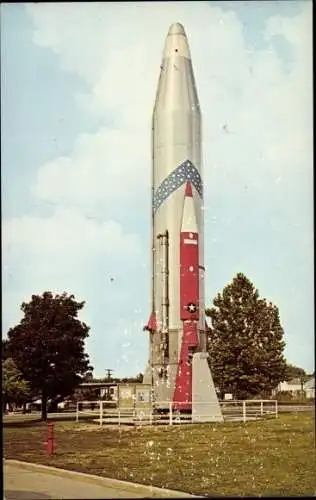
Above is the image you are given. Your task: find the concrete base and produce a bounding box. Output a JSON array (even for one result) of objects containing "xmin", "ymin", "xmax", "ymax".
[{"xmin": 192, "ymin": 352, "xmax": 223, "ymax": 422}]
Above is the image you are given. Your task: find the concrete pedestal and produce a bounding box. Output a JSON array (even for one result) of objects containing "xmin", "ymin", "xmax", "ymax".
[{"xmin": 192, "ymin": 352, "xmax": 223, "ymax": 422}]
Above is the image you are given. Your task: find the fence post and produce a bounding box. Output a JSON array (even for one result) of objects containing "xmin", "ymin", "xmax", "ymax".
[
  {"xmin": 76, "ymin": 402, "xmax": 79, "ymax": 423},
  {"xmin": 169, "ymin": 402, "xmax": 173, "ymax": 426},
  {"xmin": 118, "ymin": 408, "xmax": 121, "ymax": 426},
  {"xmin": 260, "ymin": 401, "xmax": 263, "ymax": 416},
  {"xmin": 99, "ymin": 400, "xmax": 103, "ymax": 427},
  {"xmin": 275, "ymin": 400, "xmax": 278, "ymax": 418},
  {"xmin": 243, "ymin": 400, "xmax": 246, "ymax": 423}
]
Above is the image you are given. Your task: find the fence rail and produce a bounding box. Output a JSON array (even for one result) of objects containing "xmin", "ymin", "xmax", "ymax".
[
  {"xmin": 75, "ymin": 399, "xmax": 278, "ymax": 426},
  {"xmin": 220, "ymin": 399, "xmax": 278, "ymax": 422}
]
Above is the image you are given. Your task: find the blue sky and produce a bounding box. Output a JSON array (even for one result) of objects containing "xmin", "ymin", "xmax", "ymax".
[{"xmin": 1, "ymin": 1, "xmax": 313, "ymax": 377}]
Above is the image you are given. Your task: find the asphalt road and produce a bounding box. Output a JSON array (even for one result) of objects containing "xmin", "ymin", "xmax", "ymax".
[{"xmin": 4, "ymin": 461, "xmax": 195, "ymax": 499}]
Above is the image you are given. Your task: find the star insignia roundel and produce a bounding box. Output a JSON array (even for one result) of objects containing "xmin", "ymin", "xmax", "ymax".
[{"xmin": 187, "ymin": 302, "xmax": 197, "ymax": 313}]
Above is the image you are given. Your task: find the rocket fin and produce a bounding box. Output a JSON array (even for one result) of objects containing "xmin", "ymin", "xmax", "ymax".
[{"xmin": 143, "ymin": 312, "xmax": 157, "ymax": 332}]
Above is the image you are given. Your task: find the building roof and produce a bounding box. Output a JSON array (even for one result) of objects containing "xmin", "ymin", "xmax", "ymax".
[
  {"xmin": 79, "ymin": 382, "xmax": 118, "ymax": 388},
  {"xmin": 284, "ymin": 378, "xmax": 302, "ymax": 385}
]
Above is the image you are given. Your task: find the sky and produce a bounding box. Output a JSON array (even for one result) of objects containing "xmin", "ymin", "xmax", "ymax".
[{"xmin": 1, "ymin": 1, "xmax": 313, "ymax": 378}]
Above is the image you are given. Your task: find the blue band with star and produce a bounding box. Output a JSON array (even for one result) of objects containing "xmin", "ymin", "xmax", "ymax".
[{"xmin": 153, "ymin": 160, "xmax": 203, "ymax": 212}]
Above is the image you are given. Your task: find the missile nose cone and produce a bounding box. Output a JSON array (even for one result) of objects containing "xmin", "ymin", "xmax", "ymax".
[
  {"xmin": 163, "ymin": 22, "xmax": 191, "ymax": 60},
  {"xmin": 185, "ymin": 182, "xmax": 193, "ymax": 197},
  {"xmin": 168, "ymin": 22, "xmax": 186, "ymax": 36},
  {"xmin": 181, "ymin": 183, "xmax": 198, "ymax": 233}
]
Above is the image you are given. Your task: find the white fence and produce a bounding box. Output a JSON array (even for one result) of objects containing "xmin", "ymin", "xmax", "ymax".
[
  {"xmin": 75, "ymin": 401, "xmax": 135, "ymax": 426},
  {"xmin": 151, "ymin": 400, "xmax": 278, "ymax": 424},
  {"xmin": 75, "ymin": 399, "xmax": 278, "ymax": 426},
  {"xmin": 220, "ymin": 399, "xmax": 278, "ymax": 422}
]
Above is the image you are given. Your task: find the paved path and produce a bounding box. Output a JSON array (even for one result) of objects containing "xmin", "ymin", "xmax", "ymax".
[{"xmin": 4, "ymin": 460, "xmax": 196, "ymax": 499}]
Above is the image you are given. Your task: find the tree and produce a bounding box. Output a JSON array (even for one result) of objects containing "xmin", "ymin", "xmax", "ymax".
[
  {"xmin": 284, "ymin": 363, "xmax": 306, "ymax": 381},
  {"xmin": 206, "ymin": 273, "xmax": 287, "ymax": 399},
  {"xmin": 6, "ymin": 291, "xmax": 93, "ymax": 421},
  {"xmin": 2, "ymin": 339, "xmax": 11, "ymax": 361},
  {"xmin": 2, "ymin": 358, "xmax": 30, "ymax": 411},
  {"xmin": 120, "ymin": 373, "xmax": 144, "ymax": 383},
  {"xmin": 284, "ymin": 363, "xmax": 310, "ymax": 394},
  {"xmin": 83, "ymin": 370, "xmax": 94, "ymax": 382},
  {"xmin": 135, "ymin": 372, "xmax": 144, "ymax": 383}
]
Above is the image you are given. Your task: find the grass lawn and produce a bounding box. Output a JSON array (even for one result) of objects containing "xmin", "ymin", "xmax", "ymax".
[{"xmin": 4, "ymin": 412, "xmax": 315, "ymax": 496}]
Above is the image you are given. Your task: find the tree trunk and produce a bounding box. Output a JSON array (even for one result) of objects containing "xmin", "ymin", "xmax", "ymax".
[
  {"xmin": 50, "ymin": 400, "xmax": 58, "ymax": 413},
  {"xmin": 41, "ymin": 393, "xmax": 48, "ymax": 421}
]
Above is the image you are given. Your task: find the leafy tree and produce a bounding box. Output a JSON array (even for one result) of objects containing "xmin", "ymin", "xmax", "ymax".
[
  {"xmin": 284, "ymin": 363, "xmax": 311, "ymax": 394},
  {"xmin": 206, "ymin": 273, "xmax": 287, "ymax": 399},
  {"xmin": 2, "ymin": 339, "xmax": 11, "ymax": 361},
  {"xmin": 83, "ymin": 370, "xmax": 94, "ymax": 382},
  {"xmin": 120, "ymin": 373, "xmax": 144, "ymax": 383},
  {"xmin": 135, "ymin": 372, "xmax": 144, "ymax": 383},
  {"xmin": 6, "ymin": 291, "xmax": 93, "ymax": 420},
  {"xmin": 284, "ymin": 363, "xmax": 306, "ymax": 381},
  {"xmin": 2, "ymin": 358, "xmax": 30, "ymax": 411}
]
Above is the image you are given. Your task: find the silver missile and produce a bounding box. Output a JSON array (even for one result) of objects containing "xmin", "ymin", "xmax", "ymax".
[{"xmin": 144, "ymin": 23, "xmax": 222, "ymax": 421}]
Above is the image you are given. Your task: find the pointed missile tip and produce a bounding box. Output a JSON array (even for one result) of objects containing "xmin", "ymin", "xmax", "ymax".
[
  {"xmin": 168, "ymin": 22, "xmax": 186, "ymax": 36},
  {"xmin": 163, "ymin": 22, "xmax": 190, "ymax": 60},
  {"xmin": 185, "ymin": 182, "xmax": 193, "ymax": 197}
]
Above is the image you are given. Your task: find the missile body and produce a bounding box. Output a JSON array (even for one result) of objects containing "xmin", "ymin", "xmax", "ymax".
[{"xmin": 144, "ymin": 23, "xmax": 222, "ymax": 420}]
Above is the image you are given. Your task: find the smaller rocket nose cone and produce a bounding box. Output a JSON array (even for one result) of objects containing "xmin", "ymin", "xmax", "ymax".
[
  {"xmin": 185, "ymin": 182, "xmax": 193, "ymax": 197},
  {"xmin": 168, "ymin": 22, "xmax": 186, "ymax": 36}
]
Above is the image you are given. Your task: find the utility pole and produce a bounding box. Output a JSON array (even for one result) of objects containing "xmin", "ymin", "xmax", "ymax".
[{"xmin": 105, "ymin": 369, "xmax": 113, "ymax": 381}]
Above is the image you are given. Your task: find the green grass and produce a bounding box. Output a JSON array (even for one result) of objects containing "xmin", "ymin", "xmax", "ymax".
[{"xmin": 4, "ymin": 412, "xmax": 315, "ymax": 496}]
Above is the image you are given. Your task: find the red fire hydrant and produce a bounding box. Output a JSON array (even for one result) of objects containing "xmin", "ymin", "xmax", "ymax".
[{"xmin": 46, "ymin": 423, "xmax": 55, "ymax": 455}]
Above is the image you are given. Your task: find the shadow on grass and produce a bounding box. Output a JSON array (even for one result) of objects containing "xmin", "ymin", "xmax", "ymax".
[
  {"xmin": 3, "ymin": 419, "xmax": 43, "ymax": 428},
  {"xmin": 4, "ymin": 414, "xmax": 96, "ymax": 428}
]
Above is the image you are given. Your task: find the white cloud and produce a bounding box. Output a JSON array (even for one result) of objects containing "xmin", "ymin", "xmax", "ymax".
[
  {"xmin": 3, "ymin": 208, "xmax": 140, "ymax": 263},
  {"xmin": 33, "ymin": 127, "xmax": 150, "ymax": 211},
  {"xmin": 2, "ymin": 208, "xmax": 143, "ymax": 372},
  {"xmin": 2, "ymin": 208, "xmax": 141, "ymax": 320},
  {"xmin": 25, "ymin": 1, "xmax": 312, "ymax": 215}
]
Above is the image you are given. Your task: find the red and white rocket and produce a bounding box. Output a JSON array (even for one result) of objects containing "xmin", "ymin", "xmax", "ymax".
[{"xmin": 144, "ymin": 23, "xmax": 223, "ymax": 421}]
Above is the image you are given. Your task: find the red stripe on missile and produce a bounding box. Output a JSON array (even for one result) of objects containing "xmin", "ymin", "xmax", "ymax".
[
  {"xmin": 180, "ymin": 231, "xmax": 199, "ymax": 321},
  {"xmin": 173, "ymin": 182, "xmax": 200, "ymax": 409},
  {"xmin": 180, "ymin": 183, "xmax": 199, "ymax": 321}
]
